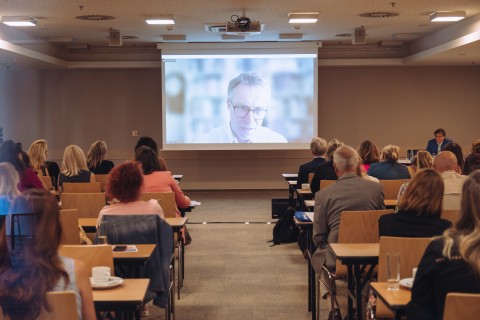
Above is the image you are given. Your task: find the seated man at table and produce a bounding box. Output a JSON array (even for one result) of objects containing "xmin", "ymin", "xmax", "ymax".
[
  {"xmin": 312, "ymin": 145, "xmax": 385, "ymax": 274},
  {"xmin": 296, "ymin": 137, "xmax": 327, "ymax": 189}
]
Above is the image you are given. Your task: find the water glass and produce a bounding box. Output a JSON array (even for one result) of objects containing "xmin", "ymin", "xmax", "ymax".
[
  {"xmin": 98, "ymin": 221, "xmax": 108, "ymax": 245},
  {"xmin": 386, "ymin": 253, "xmax": 400, "ymax": 290}
]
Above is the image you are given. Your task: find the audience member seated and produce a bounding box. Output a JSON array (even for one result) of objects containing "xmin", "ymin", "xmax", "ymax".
[
  {"xmin": 443, "ymin": 142, "xmax": 464, "ymax": 172},
  {"xmin": 367, "ymin": 144, "xmax": 410, "ymax": 180},
  {"xmin": 309, "ymin": 139, "xmax": 343, "ymax": 193},
  {"xmin": 0, "ymin": 140, "xmax": 43, "ymax": 191},
  {"xmin": 358, "ymin": 139, "xmax": 380, "ymax": 172},
  {"xmin": 426, "ymin": 128, "xmax": 453, "ymax": 156},
  {"xmin": 86, "ymin": 140, "xmax": 114, "ymax": 174},
  {"xmin": 397, "ymin": 150, "xmax": 433, "ymax": 200},
  {"xmin": 0, "ymin": 189, "xmax": 95, "ymax": 320},
  {"xmin": 463, "ymin": 139, "xmax": 480, "ymax": 175},
  {"xmin": 58, "ymin": 145, "xmax": 96, "ymax": 192},
  {"xmin": 406, "ymin": 170, "xmax": 480, "ymax": 320},
  {"xmin": 134, "ymin": 136, "xmax": 169, "ymax": 171},
  {"xmin": 0, "ymin": 162, "xmax": 20, "ymax": 216},
  {"xmin": 296, "ymin": 137, "xmax": 327, "ymax": 189},
  {"xmin": 135, "ymin": 146, "xmax": 191, "ymax": 212},
  {"xmin": 312, "ymin": 145, "xmax": 385, "ymax": 273},
  {"xmin": 433, "ymin": 151, "xmax": 467, "ymax": 210},
  {"xmin": 97, "ymin": 161, "xmax": 164, "ymax": 226},
  {"xmin": 379, "ymin": 169, "xmax": 452, "ymax": 237}
]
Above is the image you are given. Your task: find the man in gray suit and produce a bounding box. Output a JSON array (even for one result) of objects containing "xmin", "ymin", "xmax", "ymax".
[{"xmin": 312, "ymin": 145, "xmax": 385, "ymax": 274}]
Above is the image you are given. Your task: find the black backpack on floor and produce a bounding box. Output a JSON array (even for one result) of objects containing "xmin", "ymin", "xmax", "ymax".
[{"xmin": 269, "ymin": 206, "xmax": 299, "ymax": 246}]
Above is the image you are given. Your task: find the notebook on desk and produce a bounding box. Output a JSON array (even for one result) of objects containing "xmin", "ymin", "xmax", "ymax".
[{"xmin": 294, "ymin": 211, "xmax": 314, "ymax": 222}]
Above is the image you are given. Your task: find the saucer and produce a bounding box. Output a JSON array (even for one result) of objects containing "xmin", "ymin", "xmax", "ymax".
[
  {"xmin": 399, "ymin": 277, "xmax": 414, "ymax": 289},
  {"xmin": 89, "ymin": 276, "xmax": 124, "ymax": 289}
]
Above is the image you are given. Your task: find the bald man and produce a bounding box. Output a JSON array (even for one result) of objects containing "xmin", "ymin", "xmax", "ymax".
[{"xmin": 433, "ymin": 151, "xmax": 467, "ymax": 210}]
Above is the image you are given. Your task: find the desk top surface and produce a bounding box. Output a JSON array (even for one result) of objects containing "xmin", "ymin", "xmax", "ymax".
[
  {"xmin": 112, "ymin": 244, "xmax": 156, "ymax": 260},
  {"xmin": 92, "ymin": 278, "xmax": 149, "ymax": 303},
  {"xmin": 330, "ymin": 243, "xmax": 379, "ymax": 258},
  {"xmin": 79, "ymin": 217, "xmax": 187, "ymax": 228},
  {"xmin": 370, "ymin": 282, "xmax": 411, "ymax": 309}
]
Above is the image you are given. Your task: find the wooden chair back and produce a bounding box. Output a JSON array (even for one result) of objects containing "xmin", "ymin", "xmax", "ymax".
[
  {"xmin": 379, "ymin": 179, "xmax": 410, "ymax": 200},
  {"xmin": 38, "ymin": 175, "xmax": 53, "ymax": 190},
  {"xmin": 140, "ymin": 192, "xmax": 177, "ymax": 218},
  {"xmin": 38, "ymin": 291, "xmax": 79, "ymax": 320},
  {"xmin": 319, "ymin": 179, "xmax": 335, "ymax": 190},
  {"xmin": 0, "ymin": 292, "xmax": 79, "ymax": 320},
  {"xmin": 95, "ymin": 174, "xmax": 110, "ymax": 192},
  {"xmin": 335, "ymin": 210, "xmax": 393, "ymax": 276},
  {"xmin": 441, "ymin": 210, "xmax": 460, "ymax": 225},
  {"xmin": 58, "ymin": 244, "xmax": 114, "ymax": 276},
  {"xmin": 443, "ymin": 292, "xmax": 480, "ymax": 320},
  {"xmin": 62, "ymin": 182, "xmax": 101, "ymax": 193},
  {"xmin": 377, "ymin": 236, "xmax": 432, "ymax": 317},
  {"xmin": 61, "ymin": 193, "xmax": 106, "ymax": 218},
  {"xmin": 308, "ymin": 172, "xmax": 314, "ymax": 184},
  {"xmin": 59, "ymin": 209, "xmax": 80, "ymax": 244}
]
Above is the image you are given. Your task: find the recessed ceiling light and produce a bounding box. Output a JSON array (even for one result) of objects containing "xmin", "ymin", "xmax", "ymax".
[
  {"xmin": 146, "ymin": 15, "xmax": 175, "ymax": 25},
  {"xmin": 430, "ymin": 11, "xmax": 466, "ymax": 22},
  {"xmin": 2, "ymin": 16, "xmax": 37, "ymax": 27},
  {"xmin": 288, "ymin": 13, "xmax": 319, "ymax": 24}
]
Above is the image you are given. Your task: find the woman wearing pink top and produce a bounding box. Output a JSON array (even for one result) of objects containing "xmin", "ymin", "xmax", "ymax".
[
  {"xmin": 135, "ymin": 146, "xmax": 191, "ymax": 212},
  {"xmin": 97, "ymin": 161, "xmax": 164, "ymax": 226}
]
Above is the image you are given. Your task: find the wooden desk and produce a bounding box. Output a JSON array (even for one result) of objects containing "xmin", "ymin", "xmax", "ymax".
[
  {"xmin": 384, "ymin": 199, "xmax": 398, "ymax": 208},
  {"xmin": 370, "ymin": 282, "xmax": 411, "ymax": 320},
  {"xmin": 293, "ymin": 217, "xmax": 316, "ymax": 320},
  {"xmin": 166, "ymin": 216, "xmax": 188, "ymax": 299},
  {"xmin": 282, "ymin": 173, "xmax": 298, "ymax": 181},
  {"xmin": 304, "ymin": 200, "xmax": 314, "ymax": 211},
  {"xmin": 93, "ymin": 278, "xmax": 149, "ymax": 320},
  {"xmin": 331, "ymin": 243, "xmax": 379, "ymax": 320},
  {"xmin": 79, "ymin": 217, "xmax": 188, "ymax": 230},
  {"xmin": 296, "ymin": 188, "xmax": 313, "ymax": 211}
]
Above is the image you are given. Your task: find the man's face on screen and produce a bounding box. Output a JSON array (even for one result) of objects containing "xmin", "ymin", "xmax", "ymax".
[{"xmin": 228, "ymin": 84, "xmax": 270, "ymax": 143}]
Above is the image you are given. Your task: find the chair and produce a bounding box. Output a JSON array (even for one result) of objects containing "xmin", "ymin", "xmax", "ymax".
[
  {"xmin": 38, "ymin": 291, "xmax": 79, "ymax": 320},
  {"xmin": 98, "ymin": 215, "xmax": 174, "ymax": 318},
  {"xmin": 95, "ymin": 174, "xmax": 110, "ymax": 192},
  {"xmin": 319, "ymin": 179, "xmax": 335, "ymax": 190},
  {"xmin": 9, "ymin": 212, "xmax": 35, "ymax": 250},
  {"xmin": 441, "ymin": 209, "xmax": 460, "ymax": 225},
  {"xmin": 58, "ymin": 244, "xmax": 114, "ymax": 276},
  {"xmin": 376, "ymin": 236, "xmax": 432, "ymax": 318},
  {"xmin": 60, "ymin": 193, "xmax": 106, "ymax": 218},
  {"xmin": 62, "ymin": 182, "xmax": 101, "ymax": 193},
  {"xmin": 318, "ymin": 209, "xmax": 393, "ymax": 319},
  {"xmin": 379, "ymin": 179, "xmax": 410, "ymax": 200},
  {"xmin": 59, "ymin": 209, "xmax": 81, "ymax": 244},
  {"xmin": 38, "ymin": 175, "xmax": 54, "ymax": 190},
  {"xmin": 308, "ymin": 172, "xmax": 314, "ymax": 184},
  {"xmin": 140, "ymin": 192, "xmax": 177, "ymax": 218},
  {"xmin": 443, "ymin": 292, "xmax": 480, "ymax": 320},
  {"xmin": 0, "ymin": 291, "xmax": 79, "ymax": 320}
]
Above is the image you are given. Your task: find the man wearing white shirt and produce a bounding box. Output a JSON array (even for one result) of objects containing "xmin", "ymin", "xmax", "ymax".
[
  {"xmin": 195, "ymin": 72, "xmax": 287, "ymax": 143},
  {"xmin": 433, "ymin": 151, "xmax": 467, "ymax": 210}
]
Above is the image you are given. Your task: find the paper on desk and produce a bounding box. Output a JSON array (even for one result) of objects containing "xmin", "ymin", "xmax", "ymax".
[
  {"xmin": 112, "ymin": 245, "xmax": 138, "ymax": 252},
  {"xmin": 190, "ymin": 200, "xmax": 201, "ymax": 206},
  {"xmin": 305, "ymin": 212, "xmax": 314, "ymax": 222}
]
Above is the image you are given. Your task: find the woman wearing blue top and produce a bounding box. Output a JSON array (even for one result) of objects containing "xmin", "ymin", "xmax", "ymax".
[
  {"xmin": 0, "ymin": 189, "xmax": 95, "ymax": 320},
  {"xmin": 367, "ymin": 144, "xmax": 410, "ymax": 180}
]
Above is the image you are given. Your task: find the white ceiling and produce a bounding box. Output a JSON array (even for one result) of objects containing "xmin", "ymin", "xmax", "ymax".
[{"xmin": 0, "ymin": 0, "xmax": 479, "ymax": 68}]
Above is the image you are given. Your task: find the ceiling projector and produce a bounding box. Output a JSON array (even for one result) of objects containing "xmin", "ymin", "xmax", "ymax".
[{"xmin": 226, "ymin": 16, "xmax": 262, "ymax": 34}]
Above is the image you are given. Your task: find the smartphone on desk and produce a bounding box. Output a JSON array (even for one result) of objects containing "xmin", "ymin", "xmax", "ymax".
[{"xmin": 113, "ymin": 245, "xmax": 127, "ymax": 252}]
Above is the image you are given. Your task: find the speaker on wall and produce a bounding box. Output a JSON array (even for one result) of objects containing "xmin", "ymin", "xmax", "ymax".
[
  {"xmin": 109, "ymin": 30, "xmax": 122, "ymax": 46},
  {"xmin": 353, "ymin": 27, "xmax": 366, "ymax": 45}
]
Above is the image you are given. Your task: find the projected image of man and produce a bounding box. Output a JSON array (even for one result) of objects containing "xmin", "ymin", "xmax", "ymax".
[{"xmin": 195, "ymin": 72, "xmax": 287, "ymax": 143}]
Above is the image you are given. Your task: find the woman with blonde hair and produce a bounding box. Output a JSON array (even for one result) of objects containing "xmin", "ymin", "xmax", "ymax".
[
  {"xmin": 0, "ymin": 189, "xmax": 95, "ymax": 320},
  {"xmin": 407, "ymin": 170, "xmax": 480, "ymax": 319},
  {"xmin": 367, "ymin": 144, "xmax": 410, "ymax": 180},
  {"xmin": 27, "ymin": 139, "xmax": 61, "ymax": 187},
  {"xmin": 86, "ymin": 140, "xmax": 114, "ymax": 174},
  {"xmin": 379, "ymin": 168, "xmax": 451, "ymax": 237},
  {"xmin": 397, "ymin": 150, "xmax": 434, "ymax": 200},
  {"xmin": 58, "ymin": 145, "xmax": 95, "ymax": 191},
  {"xmin": 0, "ymin": 162, "xmax": 20, "ymax": 215}
]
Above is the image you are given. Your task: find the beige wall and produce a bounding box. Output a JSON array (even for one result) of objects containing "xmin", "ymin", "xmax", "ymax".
[{"xmin": 1, "ymin": 66, "xmax": 479, "ymax": 189}]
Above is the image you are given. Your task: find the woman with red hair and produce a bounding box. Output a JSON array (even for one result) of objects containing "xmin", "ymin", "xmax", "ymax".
[{"xmin": 96, "ymin": 161, "xmax": 164, "ymax": 226}]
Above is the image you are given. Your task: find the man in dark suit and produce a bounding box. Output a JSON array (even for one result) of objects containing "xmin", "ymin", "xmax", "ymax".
[
  {"xmin": 296, "ymin": 137, "xmax": 327, "ymax": 189},
  {"xmin": 312, "ymin": 145, "xmax": 385, "ymax": 274},
  {"xmin": 426, "ymin": 128, "xmax": 453, "ymax": 156}
]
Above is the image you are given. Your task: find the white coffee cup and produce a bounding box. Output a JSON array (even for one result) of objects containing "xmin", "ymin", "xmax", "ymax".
[
  {"xmin": 302, "ymin": 183, "xmax": 310, "ymax": 190},
  {"xmin": 412, "ymin": 267, "xmax": 418, "ymax": 279},
  {"xmin": 92, "ymin": 266, "xmax": 111, "ymax": 283}
]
